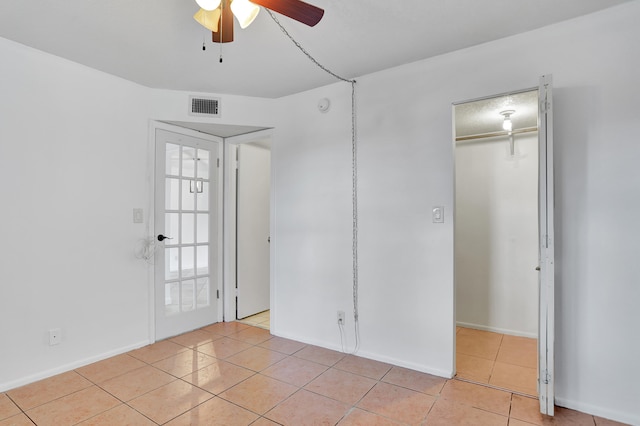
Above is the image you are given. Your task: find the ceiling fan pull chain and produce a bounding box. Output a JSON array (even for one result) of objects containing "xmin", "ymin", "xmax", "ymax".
[{"xmin": 219, "ymin": 0, "xmax": 224, "ymax": 62}]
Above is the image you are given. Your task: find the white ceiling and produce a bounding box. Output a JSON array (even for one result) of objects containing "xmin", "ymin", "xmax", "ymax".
[{"xmin": 0, "ymin": 0, "xmax": 631, "ymax": 99}]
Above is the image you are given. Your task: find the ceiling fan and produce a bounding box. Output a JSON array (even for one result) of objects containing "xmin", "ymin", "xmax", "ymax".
[{"xmin": 194, "ymin": 0, "xmax": 324, "ymax": 43}]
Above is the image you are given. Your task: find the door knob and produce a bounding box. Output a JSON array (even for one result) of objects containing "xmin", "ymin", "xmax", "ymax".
[
  {"xmin": 157, "ymin": 234, "xmax": 173, "ymax": 242},
  {"xmin": 535, "ymin": 266, "xmax": 541, "ymax": 271}
]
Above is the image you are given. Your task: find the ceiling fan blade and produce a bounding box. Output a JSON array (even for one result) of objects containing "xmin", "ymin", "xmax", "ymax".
[
  {"xmin": 212, "ymin": 0, "xmax": 234, "ymax": 43},
  {"xmin": 251, "ymin": 0, "xmax": 324, "ymax": 27}
]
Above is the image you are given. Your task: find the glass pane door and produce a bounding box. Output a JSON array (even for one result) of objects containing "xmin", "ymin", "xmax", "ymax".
[{"xmin": 155, "ymin": 129, "xmax": 220, "ymax": 340}]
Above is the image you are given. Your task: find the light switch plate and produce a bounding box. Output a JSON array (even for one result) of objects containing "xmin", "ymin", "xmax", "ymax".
[
  {"xmin": 133, "ymin": 208, "xmax": 143, "ymax": 223},
  {"xmin": 432, "ymin": 206, "xmax": 444, "ymax": 223}
]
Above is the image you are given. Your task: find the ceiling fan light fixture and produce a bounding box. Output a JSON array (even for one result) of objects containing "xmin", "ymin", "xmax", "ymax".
[
  {"xmin": 230, "ymin": 0, "xmax": 260, "ymax": 29},
  {"xmin": 194, "ymin": 8, "xmax": 221, "ymax": 32},
  {"xmin": 195, "ymin": 0, "xmax": 221, "ymax": 11}
]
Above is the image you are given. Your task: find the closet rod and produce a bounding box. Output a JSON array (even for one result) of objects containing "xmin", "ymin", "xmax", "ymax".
[{"xmin": 456, "ymin": 126, "xmax": 537, "ymax": 142}]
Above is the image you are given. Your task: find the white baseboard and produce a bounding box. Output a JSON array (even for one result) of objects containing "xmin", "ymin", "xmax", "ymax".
[
  {"xmin": 354, "ymin": 349, "xmax": 454, "ymax": 379},
  {"xmin": 0, "ymin": 340, "xmax": 150, "ymax": 393},
  {"xmin": 456, "ymin": 321, "xmax": 537, "ymax": 339},
  {"xmin": 555, "ymin": 396, "xmax": 639, "ymax": 426},
  {"xmin": 271, "ymin": 329, "xmax": 453, "ymax": 380}
]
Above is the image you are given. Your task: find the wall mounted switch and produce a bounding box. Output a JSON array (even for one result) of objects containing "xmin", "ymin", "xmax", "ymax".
[
  {"xmin": 133, "ymin": 208, "xmax": 144, "ymax": 223},
  {"xmin": 432, "ymin": 206, "xmax": 445, "ymax": 223}
]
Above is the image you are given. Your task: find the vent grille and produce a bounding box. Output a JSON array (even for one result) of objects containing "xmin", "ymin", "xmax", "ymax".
[{"xmin": 189, "ymin": 96, "xmax": 220, "ymax": 117}]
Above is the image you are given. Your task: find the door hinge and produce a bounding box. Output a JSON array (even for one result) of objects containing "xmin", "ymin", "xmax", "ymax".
[
  {"xmin": 216, "ymin": 289, "xmax": 220, "ymax": 299},
  {"xmin": 217, "ymin": 158, "xmax": 220, "ymax": 168},
  {"xmin": 541, "ymin": 234, "xmax": 549, "ymax": 248},
  {"xmin": 541, "ymin": 370, "xmax": 550, "ymax": 384},
  {"xmin": 540, "ymin": 99, "xmax": 551, "ymax": 114}
]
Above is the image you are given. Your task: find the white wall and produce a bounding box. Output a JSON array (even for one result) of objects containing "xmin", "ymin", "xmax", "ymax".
[
  {"xmin": 1, "ymin": 2, "xmax": 639, "ymax": 423},
  {"xmin": 272, "ymin": 76, "xmax": 455, "ymax": 376},
  {"xmin": 0, "ymin": 38, "xmax": 151, "ymax": 390},
  {"xmin": 271, "ymin": 3, "xmax": 640, "ymax": 423},
  {"xmin": 0, "ymin": 37, "xmax": 275, "ymax": 391},
  {"xmin": 149, "ymin": 89, "xmax": 275, "ymax": 127},
  {"xmin": 455, "ymin": 133, "xmax": 539, "ymax": 337}
]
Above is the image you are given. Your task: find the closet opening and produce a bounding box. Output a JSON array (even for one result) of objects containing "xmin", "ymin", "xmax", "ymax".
[{"xmin": 453, "ymin": 89, "xmax": 540, "ymax": 396}]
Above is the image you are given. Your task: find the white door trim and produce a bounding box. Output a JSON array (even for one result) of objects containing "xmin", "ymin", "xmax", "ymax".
[{"xmin": 538, "ymin": 74, "xmax": 555, "ymax": 416}]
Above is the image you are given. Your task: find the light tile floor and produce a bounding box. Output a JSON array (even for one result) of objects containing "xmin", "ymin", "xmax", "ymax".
[
  {"xmin": 237, "ymin": 310, "xmax": 270, "ymax": 330},
  {"xmin": 1, "ymin": 323, "xmax": 627, "ymax": 425},
  {"xmin": 456, "ymin": 327, "xmax": 538, "ymax": 396}
]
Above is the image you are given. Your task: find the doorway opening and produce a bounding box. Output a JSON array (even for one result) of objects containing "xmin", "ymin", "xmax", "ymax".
[
  {"xmin": 453, "ymin": 89, "xmax": 540, "ymax": 396},
  {"xmin": 150, "ymin": 122, "xmax": 274, "ymax": 342},
  {"xmin": 224, "ymin": 133, "xmax": 273, "ymax": 330}
]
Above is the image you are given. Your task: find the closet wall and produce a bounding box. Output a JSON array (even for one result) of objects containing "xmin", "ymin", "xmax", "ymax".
[{"xmin": 455, "ymin": 132, "xmax": 539, "ymax": 337}]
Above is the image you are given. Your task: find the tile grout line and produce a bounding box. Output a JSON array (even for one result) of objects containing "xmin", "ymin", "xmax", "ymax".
[{"xmin": 4, "ymin": 323, "xmax": 580, "ymax": 425}]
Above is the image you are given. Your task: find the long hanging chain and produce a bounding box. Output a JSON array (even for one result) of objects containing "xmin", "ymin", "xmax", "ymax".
[
  {"xmin": 266, "ymin": 9, "xmax": 360, "ymax": 351},
  {"xmin": 350, "ymin": 81, "xmax": 360, "ymax": 352}
]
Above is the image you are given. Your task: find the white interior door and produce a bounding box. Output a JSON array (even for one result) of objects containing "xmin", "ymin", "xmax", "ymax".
[
  {"xmin": 538, "ymin": 74, "xmax": 555, "ymax": 415},
  {"xmin": 236, "ymin": 143, "xmax": 270, "ymax": 319},
  {"xmin": 155, "ymin": 129, "xmax": 222, "ymax": 340}
]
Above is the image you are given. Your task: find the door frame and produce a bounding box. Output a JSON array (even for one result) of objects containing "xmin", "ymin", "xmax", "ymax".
[
  {"xmin": 537, "ymin": 74, "xmax": 555, "ymax": 415},
  {"xmin": 222, "ymin": 129, "xmax": 274, "ymax": 323},
  {"xmin": 451, "ymin": 76, "xmax": 555, "ymax": 415},
  {"xmin": 147, "ymin": 121, "xmax": 225, "ymax": 342}
]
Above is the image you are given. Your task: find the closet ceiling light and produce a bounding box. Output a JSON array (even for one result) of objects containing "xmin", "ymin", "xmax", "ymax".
[{"xmin": 500, "ymin": 110, "xmax": 515, "ymax": 131}]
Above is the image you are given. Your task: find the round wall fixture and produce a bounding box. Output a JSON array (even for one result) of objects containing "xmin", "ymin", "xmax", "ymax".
[{"xmin": 317, "ymin": 98, "xmax": 330, "ymax": 113}]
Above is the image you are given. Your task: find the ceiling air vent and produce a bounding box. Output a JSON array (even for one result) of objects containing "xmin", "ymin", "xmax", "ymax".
[{"xmin": 189, "ymin": 96, "xmax": 220, "ymax": 117}]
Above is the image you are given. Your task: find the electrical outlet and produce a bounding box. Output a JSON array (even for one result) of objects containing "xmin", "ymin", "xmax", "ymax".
[
  {"xmin": 49, "ymin": 328, "xmax": 61, "ymax": 346},
  {"xmin": 337, "ymin": 310, "xmax": 345, "ymax": 325}
]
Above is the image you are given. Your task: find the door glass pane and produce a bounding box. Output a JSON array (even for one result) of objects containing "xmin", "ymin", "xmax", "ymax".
[
  {"xmin": 182, "ymin": 246, "xmax": 195, "ymax": 278},
  {"xmin": 157, "ymin": 134, "xmax": 219, "ymax": 340},
  {"xmin": 166, "ymin": 178, "xmax": 180, "ymax": 210},
  {"xmin": 182, "ymin": 147, "xmax": 196, "ymax": 178},
  {"xmin": 197, "ymin": 246, "xmax": 209, "ymax": 276},
  {"xmin": 165, "ymin": 213, "xmax": 179, "ymax": 246},
  {"xmin": 182, "ymin": 213, "xmax": 195, "ymax": 244},
  {"xmin": 166, "ymin": 143, "xmax": 180, "ymax": 176},
  {"xmin": 165, "ymin": 247, "xmax": 179, "ymax": 280},
  {"xmin": 165, "ymin": 283, "xmax": 180, "ymax": 316},
  {"xmin": 196, "ymin": 278, "xmax": 210, "ymax": 308},
  {"xmin": 196, "ymin": 182, "xmax": 209, "ymax": 212},
  {"xmin": 182, "ymin": 280, "xmax": 195, "ymax": 312},
  {"xmin": 197, "ymin": 149, "xmax": 210, "ymax": 180},
  {"xmin": 182, "ymin": 180, "xmax": 196, "ymax": 211},
  {"xmin": 197, "ymin": 214, "xmax": 209, "ymax": 243}
]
